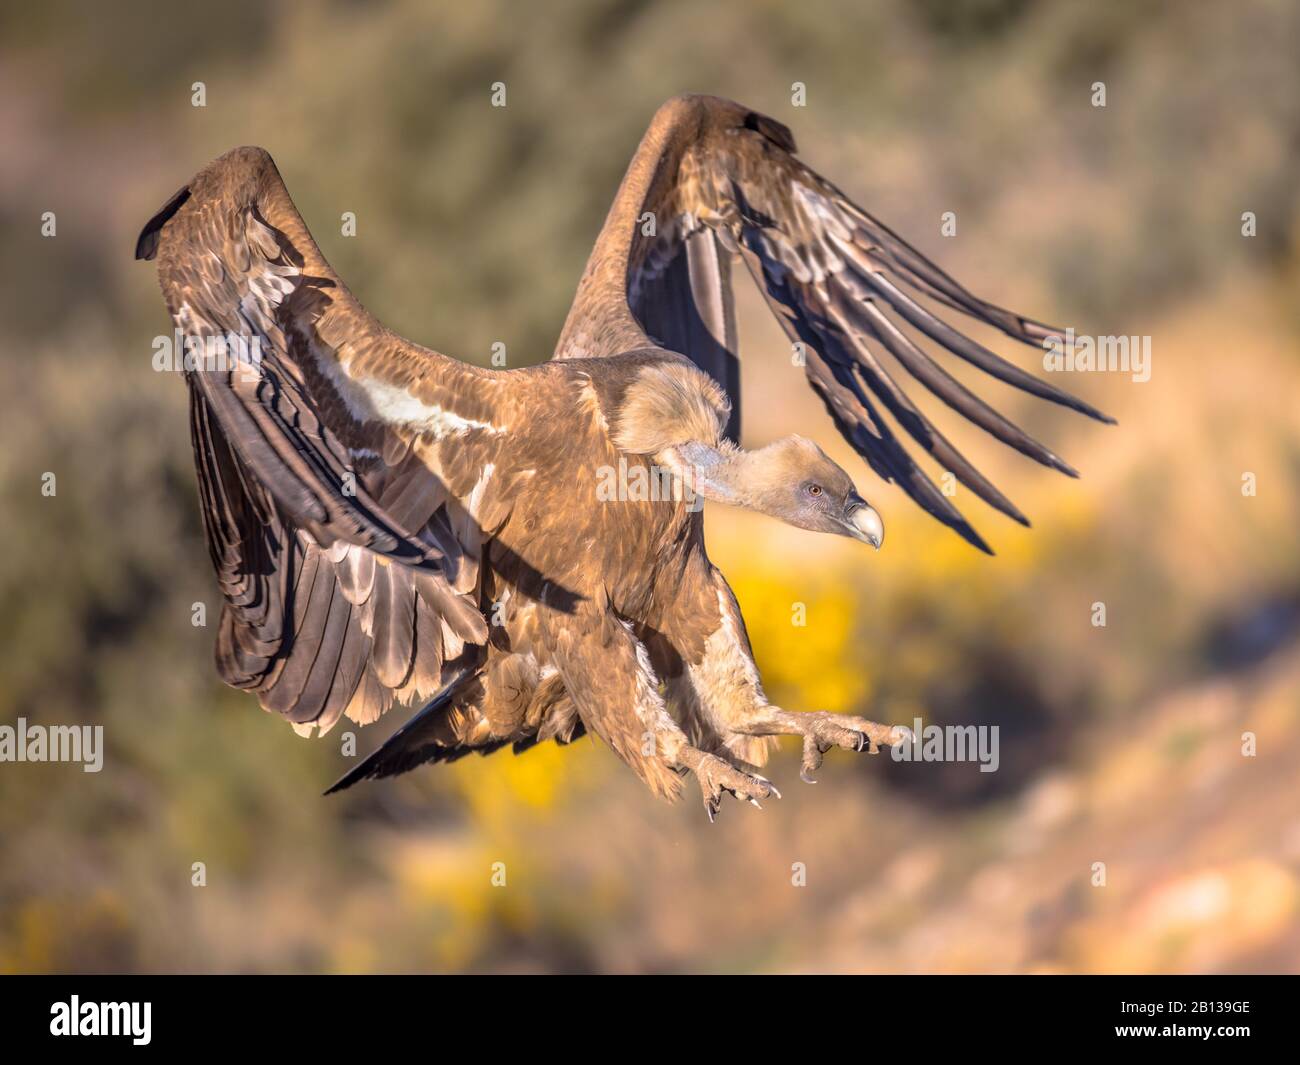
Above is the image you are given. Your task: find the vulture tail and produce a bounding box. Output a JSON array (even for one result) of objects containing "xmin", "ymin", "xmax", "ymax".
[{"xmin": 324, "ymin": 667, "xmax": 485, "ymax": 794}]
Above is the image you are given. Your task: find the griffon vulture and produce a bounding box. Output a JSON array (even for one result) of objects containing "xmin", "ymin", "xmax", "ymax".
[{"xmin": 136, "ymin": 94, "xmax": 1110, "ymax": 818}]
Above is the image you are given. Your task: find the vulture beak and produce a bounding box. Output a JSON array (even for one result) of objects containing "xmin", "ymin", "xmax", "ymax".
[{"xmin": 844, "ymin": 492, "xmax": 884, "ymax": 549}]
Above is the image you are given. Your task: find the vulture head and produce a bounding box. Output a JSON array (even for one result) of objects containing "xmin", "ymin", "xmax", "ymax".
[
  {"xmin": 616, "ymin": 360, "xmax": 883, "ymax": 547},
  {"xmin": 664, "ymin": 435, "xmax": 884, "ymax": 548}
]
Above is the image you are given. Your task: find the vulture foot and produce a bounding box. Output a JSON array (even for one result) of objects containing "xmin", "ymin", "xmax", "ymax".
[
  {"xmin": 677, "ymin": 748, "xmax": 778, "ymax": 822},
  {"xmin": 746, "ymin": 710, "xmax": 911, "ymax": 783},
  {"xmin": 798, "ymin": 713, "xmax": 912, "ymax": 782}
]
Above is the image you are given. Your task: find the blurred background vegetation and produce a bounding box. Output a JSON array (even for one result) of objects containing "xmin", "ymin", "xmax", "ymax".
[{"xmin": 1, "ymin": 0, "xmax": 1298, "ymax": 973}]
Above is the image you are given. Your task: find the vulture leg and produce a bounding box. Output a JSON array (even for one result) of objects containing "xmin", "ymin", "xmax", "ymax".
[
  {"xmin": 546, "ymin": 598, "xmax": 773, "ymax": 815},
  {"xmin": 657, "ymin": 564, "xmax": 909, "ymax": 787}
]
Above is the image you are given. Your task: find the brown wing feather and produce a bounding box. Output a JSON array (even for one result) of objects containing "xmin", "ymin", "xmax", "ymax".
[
  {"xmin": 142, "ymin": 147, "xmax": 506, "ymax": 732},
  {"xmin": 555, "ymin": 94, "xmax": 1113, "ymax": 551}
]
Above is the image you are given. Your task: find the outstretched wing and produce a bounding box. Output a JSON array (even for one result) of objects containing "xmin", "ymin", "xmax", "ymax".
[
  {"xmin": 554, "ymin": 94, "xmax": 1113, "ymax": 553},
  {"xmin": 138, "ymin": 147, "xmax": 518, "ymax": 733}
]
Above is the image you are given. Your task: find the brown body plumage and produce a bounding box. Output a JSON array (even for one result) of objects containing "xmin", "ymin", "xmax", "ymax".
[{"xmin": 136, "ymin": 95, "xmax": 1108, "ymax": 816}]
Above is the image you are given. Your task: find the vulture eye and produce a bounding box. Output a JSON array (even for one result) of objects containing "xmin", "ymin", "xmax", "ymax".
[{"xmin": 805, "ymin": 483, "xmax": 823, "ymax": 498}]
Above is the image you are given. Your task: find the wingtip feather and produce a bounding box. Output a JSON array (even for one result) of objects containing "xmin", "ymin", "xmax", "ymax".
[
  {"xmin": 963, "ymin": 526, "xmax": 996, "ymax": 555},
  {"xmin": 1047, "ymin": 454, "xmax": 1081, "ymax": 479}
]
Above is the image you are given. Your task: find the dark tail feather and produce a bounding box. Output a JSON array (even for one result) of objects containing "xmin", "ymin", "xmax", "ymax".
[{"xmin": 323, "ymin": 668, "xmax": 477, "ymax": 795}]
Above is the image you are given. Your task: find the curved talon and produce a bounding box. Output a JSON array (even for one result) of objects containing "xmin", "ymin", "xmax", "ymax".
[
  {"xmin": 800, "ymin": 733, "xmax": 825, "ymax": 781},
  {"xmin": 687, "ymin": 750, "xmax": 776, "ymax": 820}
]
